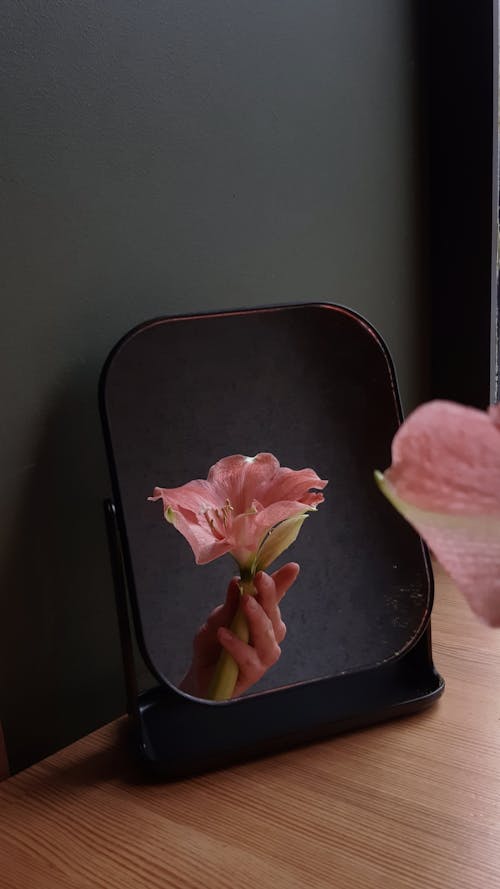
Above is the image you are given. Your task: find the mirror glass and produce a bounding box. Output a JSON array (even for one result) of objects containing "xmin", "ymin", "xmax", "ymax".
[{"xmin": 103, "ymin": 305, "xmax": 431, "ymax": 700}]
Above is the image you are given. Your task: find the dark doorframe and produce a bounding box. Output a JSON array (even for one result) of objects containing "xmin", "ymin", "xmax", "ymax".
[{"xmin": 423, "ymin": 0, "xmax": 497, "ymax": 407}]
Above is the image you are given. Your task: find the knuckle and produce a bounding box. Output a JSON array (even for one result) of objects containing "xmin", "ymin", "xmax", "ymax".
[
  {"xmin": 263, "ymin": 644, "xmax": 281, "ymax": 667},
  {"xmin": 271, "ymin": 644, "xmax": 281, "ymax": 664},
  {"xmin": 264, "ymin": 620, "xmax": 275, "ymax": 641},
  {"xmin": 256, "ymin": 571, "xmax": 274, "ymax": 595},
  {"xmin": 240, "ymin": 652, "xmax": 258, "ymax": 674}
]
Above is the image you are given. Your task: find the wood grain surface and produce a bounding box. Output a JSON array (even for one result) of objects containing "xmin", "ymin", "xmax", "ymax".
[{"xmin": 0, "ymin": 564, "xmax": 499, "ymax": 889}]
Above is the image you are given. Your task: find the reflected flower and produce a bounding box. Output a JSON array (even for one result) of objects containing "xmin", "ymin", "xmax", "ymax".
[
  {"xmin": 149, "ymin": 452, "xmax": 327, "ymax": 574},
  {"xmin": 149, "ymin": 452, "xmax": 327, "ymax": 700}
]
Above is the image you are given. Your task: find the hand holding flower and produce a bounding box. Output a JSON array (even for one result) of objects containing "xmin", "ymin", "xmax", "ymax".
[
  {"xmin": 150, "ymin": 452, "xmax": 327, "ymax": 700},
  {"xmin": 179, "ymin": 563, "xmax": 299, "ymax": 699}
]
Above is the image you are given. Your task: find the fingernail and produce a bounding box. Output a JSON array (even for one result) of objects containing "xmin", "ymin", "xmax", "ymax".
[
  {"xmin": 219, "ymin": 628, "xmax": 231, "ymax": 641},
  {"xmin": 244, "ymin": 594, "xmax": 257, "ymax": 610}
]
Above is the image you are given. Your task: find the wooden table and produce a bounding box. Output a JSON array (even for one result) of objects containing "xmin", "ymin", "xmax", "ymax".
[{"xmin": 1, "ymin": 565, "xmax": 499, "ymax": 889}]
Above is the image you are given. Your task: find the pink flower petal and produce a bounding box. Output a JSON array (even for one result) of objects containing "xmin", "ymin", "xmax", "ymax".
[
  {"xmin": 376, "ymin": 473, "xmax": 500, "ymax": 627},
  {"xmin": 149, "ymin": 484, "xmax": 230, "ymax": 564},
  {"xmin": 148, "ymin": 480, "xmax": 220, "ymax": 515},
  {"xmin": 207, "ymin": 453, "xmax": 281, "ymax": 513},
  {"xmin": 167, "ymin": 508, "xmax": 232, "ymax": 565},
  {"xmin": 376, "ymin": 399, "xmax": 500, "ymax": 627},
  {"xmin": 260, "ymin": 466, "xmax": 328, "ymax": 506},
  {"xmin": 151, "ymin": 453, "xmax": 327, "ymax": 570},
  {"xmin": 229, "ymin": 500, "xmax": 312, "ymax": 550},
  {"xmin": 250, "ymin": 499, "xmax": 319, "ymax": 536},
  {"xmin": 387, "ymin": 401, "xmax": 500, "ymax": 515},
  {"xmin": 488, "ymin": 403, "xmax": 500, "ymax": 429},
  {"xmin": 299, "ymin": 491, "xmax": 326, "ymax": 508}
]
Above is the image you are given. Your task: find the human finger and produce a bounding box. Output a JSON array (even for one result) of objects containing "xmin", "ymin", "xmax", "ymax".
[
  {"xmin": 203, "ymin": 578, "xmax": 240, "ymax": 632},
  {"xmin": 241, "ymin": 594, "xmax": 282, "ymax": 668},
  {"xmin": 253, "ymin": 572, "xmax": 286, "ymax": 643},
  {"xmin": 271, "ymin": 562, "xmax": 300, "ymax": 602},
  {"xmin": 193, "ymin": 578, "xmax": 239, "ymax": 657},
  {"xmin": 217, "ymin": 627, "xmax": 262, "ymax": 694}
]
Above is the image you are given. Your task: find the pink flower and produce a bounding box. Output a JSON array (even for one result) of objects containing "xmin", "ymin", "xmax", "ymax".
[
  {"xmin": 376, "ymin": 400, "xmax": 500, "ymax": 627},
  {"xmin": 149, "ymin": 452, "xmax": 328, "ymax": 571}
]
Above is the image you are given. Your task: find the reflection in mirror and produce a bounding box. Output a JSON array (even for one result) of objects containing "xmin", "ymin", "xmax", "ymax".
[
  {"xmin": 103, "ymin": 306, "xmax": 432, "ymax": 702},
  {"xmin": 148, "ymin": 452, "xmax": 328, "ymax": 700}
]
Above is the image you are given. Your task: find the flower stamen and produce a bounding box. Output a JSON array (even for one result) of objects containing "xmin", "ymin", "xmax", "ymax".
[{"xmin": 203, "ymin": 503, "xmax": 233, "ymax": 540}]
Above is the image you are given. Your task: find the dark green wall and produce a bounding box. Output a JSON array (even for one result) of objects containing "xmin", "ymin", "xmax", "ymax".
[{"xmin": 1, "ymin": 0, "xmax": 427, "ymax": 772}]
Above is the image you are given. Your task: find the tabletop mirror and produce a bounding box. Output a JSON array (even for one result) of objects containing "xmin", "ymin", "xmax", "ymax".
[{"xmin": 100, "ymin": 303, "xmax": 443, "ymax": 778}]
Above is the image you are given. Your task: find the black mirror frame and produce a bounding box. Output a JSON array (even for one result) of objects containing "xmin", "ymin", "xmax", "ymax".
[{"xmin": 99, "ymin": 303, "xmax": 444, "ymax": 780}]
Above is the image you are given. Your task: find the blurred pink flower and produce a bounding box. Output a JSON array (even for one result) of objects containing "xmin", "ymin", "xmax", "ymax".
[
  {"xmin": 376, "ymin": 400, "xmax": 500, "ymax": 627},
  {"xmin": 149, "ymin": 452, "xmax": 327, "ymax": 571}
]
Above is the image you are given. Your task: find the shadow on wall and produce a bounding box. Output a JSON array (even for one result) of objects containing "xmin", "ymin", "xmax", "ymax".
[{"xmin": 0, "ymin": 371, "xmax": 125, "ymax": 773}]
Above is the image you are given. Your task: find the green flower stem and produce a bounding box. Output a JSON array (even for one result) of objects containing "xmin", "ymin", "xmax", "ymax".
[{"xmin": 207, "ymin": 576, "xmax": 255, "ymax": 701}]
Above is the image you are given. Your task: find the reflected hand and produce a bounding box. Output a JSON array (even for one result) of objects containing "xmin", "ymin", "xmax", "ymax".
[{"xmin": 179, "ymin": 562, "xmax": 299, "ymax": 699}]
